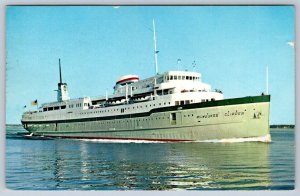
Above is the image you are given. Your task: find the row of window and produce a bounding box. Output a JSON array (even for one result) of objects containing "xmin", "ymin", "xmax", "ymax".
[
  {"xmin": 42, "ymin": 100, "xmax": 174, "ymax": 113},
  {"xmin": 174, "ymin": 99, "xmax": 215, "ymax": 106},
  {"xmin": 96, "ymin": 116, "xmax": 170, "ymax": 124},
  {"xmin": 201, "ymin": 98, "xmax": 215, "ymax": 102},
  {"xmin": 175, "ymin": 100, "xmax": 193, "ymax": 106},
  {"xmin": 69, "ymin": 103, "xmax": 90, "ymax": 108},
  {"xmin": 43, "ymin": 102, "xmax": 84, "ymax": 111},
  {"xmin": 43, "ymin": 105, "xmax": 66, "ymax": 111},
  {"xmin": 165, "ymin": 75, "xmax": 199, "ymax": 81},
  {"xmin": 79, "ymin": 102, "xmax": 172, "ymax": 115}
]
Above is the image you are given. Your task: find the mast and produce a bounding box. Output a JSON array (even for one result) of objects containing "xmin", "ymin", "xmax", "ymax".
[
  {"xmin": 59, "ymin": 58, "xmax": 62, "ymax": 84},
  {"xmin": 57, "ymin": 58, "xmax": 70, "ymax": 101},
  {"xmin": 266, "ymin": 66, "xmax": 269, "ymax": 94},
  {"xmin": 153, "ymin": 19, "xmax": 159, "ymax": 75}
]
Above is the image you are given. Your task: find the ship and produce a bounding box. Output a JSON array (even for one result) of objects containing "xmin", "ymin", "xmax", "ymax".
[{"xmin": 21, "ymin": 21, "xmax": 271, "ymax": 142}]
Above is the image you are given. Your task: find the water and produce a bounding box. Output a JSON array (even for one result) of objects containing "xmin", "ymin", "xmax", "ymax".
[{"xmin": 5, "ymin": 126, "xmax": 295, "ymax": 190}]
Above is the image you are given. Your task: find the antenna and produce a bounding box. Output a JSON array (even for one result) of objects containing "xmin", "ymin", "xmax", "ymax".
[
  {"xmin": 177, "ymin": 59, "xmax": 181, "ymax": 70},
  {"xmin": 192, "ymin": 61, "xmax": 196, "ymax": 71},
  {"xmin": 59, "ymin": 58, "xmax": 62, "ymax": 84},
  {"xmin": 153, "ymin": 19, "xmax": 159, "ymax": 75},
  {"xmin": 266, "ymin": 66, "xmax": 269, "ymax": 94}
]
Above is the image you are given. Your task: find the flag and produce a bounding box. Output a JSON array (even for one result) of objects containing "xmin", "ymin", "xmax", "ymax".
[{"xmin": 31, "ymin": 99, "xmax": 38, "ymax": 106}]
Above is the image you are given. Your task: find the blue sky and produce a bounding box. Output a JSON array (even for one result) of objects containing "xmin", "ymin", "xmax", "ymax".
[{"xmin": 6, "ymin": 6, "xmax": 294, "ymax": 124}]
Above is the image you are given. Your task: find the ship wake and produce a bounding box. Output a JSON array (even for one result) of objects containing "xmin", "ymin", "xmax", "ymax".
[
  {"xmin": 199, "ymin": 134, "xmax": 272, "ymax": 143},
  {"xmin": 76, "ymin": 134, "xmax": 271, "ymax": 144}
]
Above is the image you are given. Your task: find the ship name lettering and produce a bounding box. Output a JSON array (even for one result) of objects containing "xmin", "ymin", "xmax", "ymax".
[
  {"xmin": 197, "ymin": 113, "xmax": 219, "ymax": 119},
  {"xmin": 225, "ymin": 110, "xmax": 244, "ymax": 117}
]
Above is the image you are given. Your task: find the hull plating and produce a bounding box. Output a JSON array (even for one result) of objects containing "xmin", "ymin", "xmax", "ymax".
[{"xmin": 23, "ymin": 99, "xmax": 271, "ymax": 142}]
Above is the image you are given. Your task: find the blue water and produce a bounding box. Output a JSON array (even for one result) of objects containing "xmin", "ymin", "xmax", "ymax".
[{"xmin": 5, "ymin": 126, "xmax": 295, "ymax": 190}]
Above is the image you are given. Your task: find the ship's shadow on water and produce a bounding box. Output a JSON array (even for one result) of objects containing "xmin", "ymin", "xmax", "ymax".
[{"xmin": 6, "ymin": 128, "xmax": 294, "ymax": 190}]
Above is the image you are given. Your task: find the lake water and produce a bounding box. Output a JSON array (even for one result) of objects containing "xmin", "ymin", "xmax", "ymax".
[{"xmin": 5, "ymin": 126, "xmax": 295, "ymax": 190}]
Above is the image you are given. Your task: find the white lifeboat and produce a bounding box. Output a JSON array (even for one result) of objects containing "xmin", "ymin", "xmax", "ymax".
[{"xmin": 132, "ymin": 96, "xmax": 151, "ymax": 103}]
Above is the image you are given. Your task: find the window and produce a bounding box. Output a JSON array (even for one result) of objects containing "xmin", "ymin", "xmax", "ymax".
[
  {"xmin": 182, "ymin": 76, "xmax": 185, "ymax": 80},
  {"xmin": 43, "ymin": 108, "xmax": 47, "ymax": 112},
  {"xmin": 171, "ymin": 113, "xmax": 176, "ymax": 120},
  {"xmin": 174, "ymin": 75, "xmax": 177, "ymax": 80},
  {"xmin": 54, "ymin": 106, "xmax": 59, "ymax": 110},
  {"xmin": 48, "ymin": 107, "xmax": 53, "ymax": 111},
  {"xmin": 170, "ymin": 76, "xmax": 173, "ymax": 80},
  {"xmin": 61, "ymin": 105, "xmax": 66, "ymax": 109},
  {"xmin": 178, "ymin": 76, "xmax": 181, "ymax": 80}
]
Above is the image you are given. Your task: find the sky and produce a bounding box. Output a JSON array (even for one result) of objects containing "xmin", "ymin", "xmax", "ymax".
[{"xmin": 5, "ymin": 6, "xmax": 295, "ymax": 124}]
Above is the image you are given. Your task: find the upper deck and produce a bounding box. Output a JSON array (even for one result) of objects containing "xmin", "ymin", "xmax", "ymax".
[{"xmin": 22, "ymin": 70, "xmax": 224, "ymax": 122}]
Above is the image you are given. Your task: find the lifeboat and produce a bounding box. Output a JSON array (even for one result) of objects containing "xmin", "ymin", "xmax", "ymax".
[
  {"xmin": 132, "ymin": 95, "xmax": 152, "ymax": 103},
  {"xmin": 107, "ymin": 99, "xmax": 126, "ymax": 106}
]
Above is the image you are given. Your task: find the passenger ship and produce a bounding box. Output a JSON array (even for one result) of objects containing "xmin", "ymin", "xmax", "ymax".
[
  {"xmin": 21, "ymin": 65, "xmax": 271, "ymax": 142},
  {"xmin": 21, "ymin": 21, "xmax": 271, "ymax": 142}
]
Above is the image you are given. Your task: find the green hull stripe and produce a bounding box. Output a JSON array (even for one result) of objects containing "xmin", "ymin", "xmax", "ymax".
[{"xmin": 22, "ymin": 95, "xmax": 270, "ymax": 124}]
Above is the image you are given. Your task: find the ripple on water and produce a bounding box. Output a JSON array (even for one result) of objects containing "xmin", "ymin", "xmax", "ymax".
[{"xmin": 5, "ymin": 128, "xmax": 295, "ymax": 190}]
